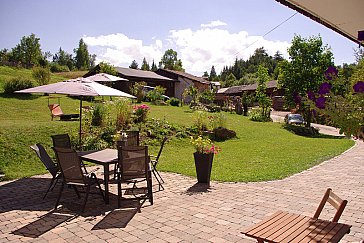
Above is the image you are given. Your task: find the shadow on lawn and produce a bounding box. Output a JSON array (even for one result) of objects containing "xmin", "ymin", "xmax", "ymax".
[{"xmin": 0, "ymin": 93, "xmax": 39, "ymax": 100}]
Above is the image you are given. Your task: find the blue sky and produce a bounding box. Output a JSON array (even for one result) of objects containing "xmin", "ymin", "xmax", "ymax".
[{"xmin": 0, "ymin": 0, "xmax": 359, "ymax": 75}]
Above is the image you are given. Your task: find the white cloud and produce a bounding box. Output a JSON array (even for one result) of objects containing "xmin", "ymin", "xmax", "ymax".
[
  {"xmin": 83, "ymin": 33, "xmax": 163, "ymax": 67},
  {"xmin": 169, "ymin": 27, "xmax": 290, "ymax": 76},
  {"xmin": 201, "ymin": 20, "xmax": 227, "ymax": 28},
  {"xmin": 83, "ymin": 26, "xmax": 290, "ymax": 76}
]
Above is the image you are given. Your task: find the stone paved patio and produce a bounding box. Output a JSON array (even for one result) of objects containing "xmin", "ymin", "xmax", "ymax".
[{"xmin": 0, "ymin": 141, "xmax": 363, "ymax": 242}]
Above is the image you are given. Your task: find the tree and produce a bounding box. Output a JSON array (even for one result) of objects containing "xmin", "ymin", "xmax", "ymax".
[
  {"xmin": 151, "ymin": 60, "xmax": 158, "ymax": 71},
  {"xmin": 141, "ymin": 57, "xmax": 150, "ymax": 71},
  {"xmin": 32, "ymin": 66, "xmax": 51, "ymax": 85},
  {"xmin": 278, "ymin": 35, "xmax": 333, "ymax": 126},
  {"xmin": 129, "ymin": 60, "xmax": 138, "ymax": 69},
  {"xmin": 52, "ymin": 47, "xmax": 74, "ymax": 70},
  {"xmin": 159, "ymin": 49, "xmax": 184, "ymax": 71},
  {"xmin": 255, "ymin": 65, "xmax": 271, "ymax": 118},
  {"xmin": 10, "ymin": 33, "xmax": 43, "ymax": 68},
  {"xmin": 223, "ymin": 73, "xmax": 237, "ymax": 87},
  {"xmin": 74, "ymin": 38, "xmax": 90, "ymax": 70},
  {"xmin": 209, "ymin": 66, "xmax": 217, "ymax": 81},
  {"xmin": 202, "ymin": 71, "xmax": 209, "ymax": 78},
  {"xmin": 98, "ymin": 61, "xmax": 117, "ymax": 75}
]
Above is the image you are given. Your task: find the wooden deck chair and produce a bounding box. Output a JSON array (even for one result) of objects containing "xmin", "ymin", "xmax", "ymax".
[
  {"xmin": 313, "ymin": 188, "xmax": 348, "ymax": 222},
  {"xmin": 48, "ymin": 104, "xmax": 79, "ymax": 121}
]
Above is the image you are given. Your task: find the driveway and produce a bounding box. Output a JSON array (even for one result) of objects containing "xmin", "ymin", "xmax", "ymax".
[{"xmin": 0, "ymin": 143, "xmax": 363, "ymax": 242}]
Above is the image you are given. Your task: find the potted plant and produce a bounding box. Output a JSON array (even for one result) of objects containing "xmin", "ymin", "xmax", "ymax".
[{"xmin": 190, "ymin": 136, "xmax": 220, "ymax": 185}]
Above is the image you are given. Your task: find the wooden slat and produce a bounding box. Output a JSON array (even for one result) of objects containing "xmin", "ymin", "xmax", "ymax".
[
  {"xmin": 290, "ymin": 219, "xmax": 326, "ymax": 243},
  {"xmin": 310, "ymin": 221, "xmax": 340, "ymax": 242},
  {"xmin": 243, "ymin": 211, "xmax": 286, "ymax": 235},
  {"xmin": 259, "ymin": 213, "xmax": 301, "ymax": 239},
  {"xmin": 327, "ymin": 196, "xmax": 341, "ymax": 209},
  {"xmin": 329, "ymin": 224, "xmax": 351, "ymax": 243},
  {"xmin": 270, "ymin": 214, "xmax": 306, "ymax": 242},
  {"xmin": 254, "ymin": 212, "xmax": 294, "ymax": 238},
  {"xmin": 280, "ymin": 217, "xmax": 318, "ymax": 243},
  {"xmin": 329, "ymin": 190, "xmax": 344, "ymax": 207},
  {"xmin": 299, "ymin": 219, "xmax": 331, "ymax": 242}
]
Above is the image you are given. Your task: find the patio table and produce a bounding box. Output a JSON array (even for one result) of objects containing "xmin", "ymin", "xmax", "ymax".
[
  {"xmin": 241, "ymin": 210, "xmax": 351, "ymax": 243},
  {"xmin": 79, "ymin": 149, "xmax": 117, "ymax": 204}
]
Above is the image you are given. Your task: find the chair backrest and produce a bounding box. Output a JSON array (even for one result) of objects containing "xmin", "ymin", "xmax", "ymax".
[
  {"xmin": 52, "ymin": 134, "xmax": 72, "ymax": 149},
  {"xmin": 48, "ymin": 104, "xmax": 64, "ymax": 117},
  {"xmin": 116, "ymin": 145, "xmax": 149, "ymax": 181},
  {"xmin": 313, "ymin": 188, "xmax": 348, "ymax": 222},
  {"xmin": 123, "ymin": 130, "xmax": 140, "ymax": 146},
  {"xmin": 30, "ymin": 143, "xmax": 58, "ymax": 177},
  {"xmin": 155, "ymin": 136, "xmax": 168, "ymax": 161},
  {"xmin": 53, "ymin": 147, "xmax": 85, "ymax": 185}
]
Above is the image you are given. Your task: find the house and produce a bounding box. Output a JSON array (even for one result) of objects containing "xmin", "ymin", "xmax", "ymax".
[
  {"xmin": 156, "ymin": 69, "xmax": 211, "ymax": 100},
  {"xmin": 215, "ymin": 80, "xmax": 286, "ymax": 110},
  {"xmin": 84, "ymin": 66, "xmax": 176, "ymax": 97}
]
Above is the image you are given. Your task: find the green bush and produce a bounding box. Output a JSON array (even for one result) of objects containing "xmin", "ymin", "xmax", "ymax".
[
  {"xmin": 3, "ymin": 77, "xmax": 34, "ymax": 94},
  {"xmin": 32, "ymin": 66, "xmax": 51, "ymax": 85},
  {"xmin": 50, "ymin": 63, "xmax": 70, "ymax": 72},
  {"xmin": 206, "ymin": 104, "xmax": 221, "ymax": 112},
  {"xmin": 169, "ymin": 97, "xmax": 180, "ymax": 106},
  {"xmin": 283, "ymin": 124, "xmax": 320, "ymax": 137},
  {"xmin": 249, "ymin": 108, "xmax": 272, "ymax": 122},
  {"xmin": 91, "ymin": 103, "xmax": 107, "ymax": 126}
]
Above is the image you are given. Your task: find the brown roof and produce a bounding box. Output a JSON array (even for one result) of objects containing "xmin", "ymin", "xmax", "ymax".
[
  {"xmin": 157, "ymin": 69, "xmax": 211, "ymax": 84},
  {"xmin": 218, "ymin": 80, "xmax": 278, "ymax": 94},
  {"xmin": 115, "ymin": 67, "xmax": 173, "ymax": 81}
]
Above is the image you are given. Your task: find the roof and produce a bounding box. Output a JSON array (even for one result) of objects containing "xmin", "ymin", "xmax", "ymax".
[
  {"xmin": 86, "ymin": 73, "xmax": 128, "ymax": 82},
  {"xmin": 158, "ymin": 69, "xmax": 211, "ymax": 84},
  {"xmin": 115, "ymin": 67, "xmax": 173, "ymax": 81},
  {"xmin": 217, "ymin": 80, "xmax": 278, "ymax": 94},
  {"xmin": 275, "ymin": 0, "xmax": 364, "ymax": 44}
]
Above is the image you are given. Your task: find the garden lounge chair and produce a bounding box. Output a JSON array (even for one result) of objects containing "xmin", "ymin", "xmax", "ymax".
[
  {"xmin": 48, "ymin": 104, "xmax": 79, "ymax": 121},
  {"xmin": 53, "ymin": 147, "xmax": 105, "ymax": 212},
  {"xmin": 51, "ymin": 134, "xmax": 72, "ymax": 148},
  {"xmin": 116, "ymin": 145, "xmax": 153, "ymax": 208},
  {"xmin": 30, "ymin": 143, "xmax": 61, "ymax": 199},
  {"xmin": 150, "ymin": 136, "xmax": 168, "ymax": 191}
]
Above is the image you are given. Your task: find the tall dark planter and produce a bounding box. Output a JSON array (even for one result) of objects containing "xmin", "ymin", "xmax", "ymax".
[{"xmin": 193, "ymin": 152, "xmax": 214, "ymax": 185}]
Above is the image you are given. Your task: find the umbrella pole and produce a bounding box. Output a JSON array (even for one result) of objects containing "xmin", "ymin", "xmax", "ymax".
[{"xmin": 79, "ymin": 98, "xmax": 83, "ymax": 150}]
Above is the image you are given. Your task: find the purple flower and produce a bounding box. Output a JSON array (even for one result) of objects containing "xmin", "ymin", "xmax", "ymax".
[
  {"xmin": 324, "ymin": 66, "xmax": 338, "ymax": 80},
  {"xmin": 353, "ymin": 81, "xmax": 364, "ymax": 93},
  {"xmin": 318, "ymin": 82, "xmax": 332, "ymax": 95},
  {"xmin": 307, "ymin": 91, "xmax": 315, "ymax": 101},
  {"xmin": 315, "ymin": 96, "xmax": 326, "ymax": 109}
]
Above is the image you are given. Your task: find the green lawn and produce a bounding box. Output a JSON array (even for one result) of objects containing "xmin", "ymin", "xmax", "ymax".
[{"xmin": 0, "ymin": 67, "xmax": 355, "ymax": 182}]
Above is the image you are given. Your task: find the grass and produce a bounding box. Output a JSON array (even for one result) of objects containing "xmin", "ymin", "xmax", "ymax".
[{"xmin": 0, "ymin": 67, "xmax": 355, "ymax": 182}]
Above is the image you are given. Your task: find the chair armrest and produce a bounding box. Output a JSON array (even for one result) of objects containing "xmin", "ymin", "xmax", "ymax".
[{"xmin": 150, "ymin": 155, "xmax": 157, "ymax": 158}]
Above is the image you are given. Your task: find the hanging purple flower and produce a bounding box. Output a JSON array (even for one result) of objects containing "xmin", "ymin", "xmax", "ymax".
[
  {"xmin": 318, "ymin": 82, "xmax": 332, "ymax": 95},
  {"xmin": 324, "ymin": 66, "xmax": 338, "ymax": 80},
  {"xmin": 307, "ymin": 91, "xmax": 315, "ymax": 101},
  {"xmin": 353, "ymin": 81, "xmax": 364, "ymax": 93},
  {"xmin": 293, "ymin": 92, "xmax": 301, "ymax": 104},
  {"xmin": 315, "ymin": 96, "xmax": 326, "ymax": 109}
]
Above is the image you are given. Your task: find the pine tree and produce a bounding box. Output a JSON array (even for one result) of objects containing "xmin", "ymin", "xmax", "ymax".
[
  {"xmin": 74, "ymin": 38, "xmax": 90, "ymax": 70},
  {"xmin": 129, "ymin": 60, "xmax": 139, "ymax": 69},
  {"xmin": 141, "ymin": 57, "xmax": 150, "ymax": 71}
]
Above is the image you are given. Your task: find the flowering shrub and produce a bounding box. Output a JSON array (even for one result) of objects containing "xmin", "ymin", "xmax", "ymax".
[
  {"xmin": 133, "ymin": 104, "xmax": 150, "ymax": 123},
  {"xmin": 190, "ymin": 135, "xmax": 221, "ymax": 154},
  {"xmin": 308, "ymin": 66, "xmax": 364, "ymax": 140}
]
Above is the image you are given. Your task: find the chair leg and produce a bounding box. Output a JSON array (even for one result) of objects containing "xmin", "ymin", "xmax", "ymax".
[
  {"xmin": 55, "ymin": 183, "xmax": 64, "ymax": 210},
  {"xmin": 82, "ymin": 186, "xmax": 90, "ymax": 213},
  {"xmin": 50, "ymin": 176, "xmax": 60, "ymax": 191},
  {"xmin": 147, "ymin": 171, "xmax": 153, "ymax": 205},
  {"xmin": 117, "ymin": 173, "xmax": 122, "ymax": 208},
  {"xmin": 72, "ymin": 185, "xmax": 81, "ymax": 198},
  {"xmin": 43, "ymin": 177, "xmax": 55, "ymax": 199},
  {"xmin": 152, "ymin": 162, "xmax": 164, "ymax": 183},
  {"xmin": 152, "ymin": 169, "xmax": 164, "ymax": 191},
  {"xmin": 92, "ymin": 173, "xmax": 105, "ymax": 202}
]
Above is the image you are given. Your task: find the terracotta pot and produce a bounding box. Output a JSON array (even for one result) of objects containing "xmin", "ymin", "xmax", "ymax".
[{"xmin": 193, "ymin": 152, "xmax": 214, "ymax": 185}]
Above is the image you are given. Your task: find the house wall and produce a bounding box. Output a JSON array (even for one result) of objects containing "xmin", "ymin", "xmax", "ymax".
[{"xmin": 175, "ymin": 77, "xmax": 193, "ymax": 100}]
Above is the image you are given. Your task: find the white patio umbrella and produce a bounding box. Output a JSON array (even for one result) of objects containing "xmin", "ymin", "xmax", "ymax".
[
  {"xmin": 16, "ymin": 77, "xmax": 136, "ymax": 148},
  {"xmin": 86, "ymin": 73, "xmax": 128, "ymax": 82}
]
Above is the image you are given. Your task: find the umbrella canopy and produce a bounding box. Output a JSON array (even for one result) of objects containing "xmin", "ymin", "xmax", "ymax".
[
  {"xmin": 16, "ymin": 77, "xmax": 136, "ymax": 148},
  {"xmin": 16, "ymin": 77, "xmax": 134, "ymax": 98},
  {"xmin": 86, "ymin": 73, "xmax": 129, "ymax": 82}
]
